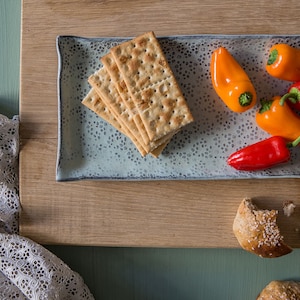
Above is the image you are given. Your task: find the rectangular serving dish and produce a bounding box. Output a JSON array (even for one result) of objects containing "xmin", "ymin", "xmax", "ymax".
[{"xmin": 56, "ymin": 34, "xmax": 300, "ymax": 181}]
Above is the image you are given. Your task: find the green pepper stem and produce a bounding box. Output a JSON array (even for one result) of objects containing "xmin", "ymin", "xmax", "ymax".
[
  {"xmin": 239, "ymin": 92, "xmax": 253, "ymax": 107},
  {"xmin": 287, "ymin": 136, "xmax": 300, "ymax": 148},
  {"xmin": 267, "ymin": 49, "xmax": 278, "ymax": 65},
  {"xmin": 258, "ymin": 99, "xmax": 273, "ymax": 113},
  {"xmin": 280, "ymin": 89, "xmax": 300, "ymax": 106}
]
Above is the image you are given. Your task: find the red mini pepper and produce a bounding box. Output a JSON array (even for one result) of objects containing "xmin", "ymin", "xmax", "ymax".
[
  {"xmin": 281, "ymin": 81, "xmax": 300, "ymax": 111},
  {"xmin": 227, "ymin": 136, "xmax": 300, "ymax": 171}
]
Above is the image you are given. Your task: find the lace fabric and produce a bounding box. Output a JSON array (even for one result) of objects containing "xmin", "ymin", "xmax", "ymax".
[
  {"xmin": 0, "ymin": 115, "xmax": 19, "ymax": 234},
  {"xmin": 0, "ymin": 114, "xmax": 94, "ymax": 299},
  {"xmin": 0, "ymin": 233, "xmax": 94, "ymax": 299}
]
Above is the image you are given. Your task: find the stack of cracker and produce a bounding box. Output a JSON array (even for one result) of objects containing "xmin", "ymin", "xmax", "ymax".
[{"xmin": 82, "ymin": 31, "xmax": 194, "ymax": 157}]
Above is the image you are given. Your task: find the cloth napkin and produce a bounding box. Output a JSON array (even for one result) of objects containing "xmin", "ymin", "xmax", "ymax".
[{"xmin": 0, "ymin": 114, "xmax": 95, "ymax": 299}]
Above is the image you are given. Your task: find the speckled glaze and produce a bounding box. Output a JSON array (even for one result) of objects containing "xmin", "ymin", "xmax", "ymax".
[{"xmin": 56, "ymin": 35, "xmax": 300, "ymax": 181}]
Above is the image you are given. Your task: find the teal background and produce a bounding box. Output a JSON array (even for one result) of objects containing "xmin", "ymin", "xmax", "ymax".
[{"xmin": 1, "ymin": 1, "xmax": 300, "ymax": 299}]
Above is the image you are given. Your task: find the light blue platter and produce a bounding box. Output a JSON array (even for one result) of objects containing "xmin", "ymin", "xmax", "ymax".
[{"xmin": 56, "ymin": 34, "xmax": 300, "ymax": 181}]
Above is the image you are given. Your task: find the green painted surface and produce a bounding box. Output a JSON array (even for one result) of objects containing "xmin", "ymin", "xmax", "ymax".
[
  {"xmin": 0, "ymin": 0, "xmax": 21, "ymax": 118},
  {"xmin": 1, "ymin": 1, "xmax": 300, "ymax": 298},
  {"xmin": 45, "ymin": 246, "xmax": 300, "ymax": 300}
]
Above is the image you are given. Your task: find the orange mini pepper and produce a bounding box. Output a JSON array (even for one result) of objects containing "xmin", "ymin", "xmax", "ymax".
[
  {"xmin": 210, "ymin": 47, "xmax": 257, "ymax": 113},
  {"xmin": 266, "ymin": 43, "xmax": 300, "ymax": 82},
  {"xmin": 256, "ymin": 95, "xmax": 300, "ymax": 141}
]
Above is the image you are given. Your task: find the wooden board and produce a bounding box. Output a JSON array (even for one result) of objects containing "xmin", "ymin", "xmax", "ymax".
[{"xmin": 20, "ymin": 0, "xmax": 300, "ymax": 247}]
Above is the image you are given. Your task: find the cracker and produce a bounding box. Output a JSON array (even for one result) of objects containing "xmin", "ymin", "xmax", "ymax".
[
  {"xmin": 150, "ymin": 140, "xmax": 170, "ymax": 158},
  {"xmin": 89, "ymin": 66, "xmax": 173, "ymax": 156},
  {"xmin": 88, "ymin": 67, "xmax": 150, "ymax": 150},
  {"xmin": 101, "ymin": 53, "xmax": 149, "ymax": 145},
  {"xmin": 101, "ymin": 53, "xmax": 173, "ymax": 153},
  {"xmin": 110, "ymin": 31, "xmax": 194, "ymax": 142},
  {"xmin": 82, "ymin": 87, "xmax": 170, "ymax": 157},
  {"xmin": 82, "ymin": 87, "xmax": 147, "ymax": 157},
  {"xmin": 82, "ymin": 88, "xmax": 125, "ymax": 134}
]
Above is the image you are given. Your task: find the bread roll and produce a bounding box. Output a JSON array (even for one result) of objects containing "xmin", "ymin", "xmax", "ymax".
[
  {"xmin": 233, "ymin": 198, "xmax": 292, "ymax": 258},
  {"xmin": 257, "ymin": 280, "xmax": 300, "ymax": 299}
]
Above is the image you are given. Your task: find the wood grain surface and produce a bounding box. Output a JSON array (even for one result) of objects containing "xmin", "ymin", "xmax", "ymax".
[{"xmin": 20, "ymin": 0, "xmax": 300, "ymax": 247}]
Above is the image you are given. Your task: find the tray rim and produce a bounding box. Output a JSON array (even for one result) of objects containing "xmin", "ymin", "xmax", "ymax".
[{"xmin": 56, "ymin": 33, "xmax": 300, "ymax": 182}]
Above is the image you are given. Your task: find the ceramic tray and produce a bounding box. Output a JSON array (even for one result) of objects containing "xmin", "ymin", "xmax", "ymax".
[{"xmin": 56, "ymin": 34, "xmax": 300, "ymax": 181}]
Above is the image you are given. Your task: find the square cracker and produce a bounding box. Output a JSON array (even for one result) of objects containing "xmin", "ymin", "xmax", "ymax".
[
  {"xmin": 110, "ymin": 31, "xmax": 194, "ymax": 142},
  {"xmin": 82, "ymin": 87, "xmax": 147, "ymax": 157},
  {"xmin": 82, "ymin": 88, "xmax": 170, "ymax": 157},
  {"xmin": 101, "ymin": 52, "xmax": 174, "ymax": 152},
  {"xmin": 82, "ymin": 88, "xmax": 125, "ymax": 135},
  {"xmin": 89, "ymin": 66, "xmax": 174, "ymax": 156},
  {"xmin": 101, "ymin": 53, "xmax": 149, "ymax": 145},
  {"xmin": 88, "ymin": 67, "xmax": 150, "ymax": 151}
]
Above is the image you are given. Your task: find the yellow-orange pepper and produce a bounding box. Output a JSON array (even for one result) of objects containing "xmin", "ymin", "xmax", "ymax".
[
  {"xmin": 210, "ymin": 47, "xmax": 257, "ymax": 113},
  {"xmin": 266, "ymin": 43, "xmax": 300, "ymax": 82},
  {"xmin": 256, "ymin": 95, "xmax": 300, "ymax": 141}
]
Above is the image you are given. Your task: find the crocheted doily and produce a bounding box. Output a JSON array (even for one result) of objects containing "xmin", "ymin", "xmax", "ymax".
[{"xmin": 0, "ymin": 114, "xmax": 94, "ymax": 299}]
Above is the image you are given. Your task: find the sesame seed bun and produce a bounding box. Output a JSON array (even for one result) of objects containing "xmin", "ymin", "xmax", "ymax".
[
  {"xmin": 233, "ymin": 198, "xmax": 292, "ymax": 258},
  {"xmin": 257, "ymin": 280, "xmax": 300, "ymax": 299}
]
